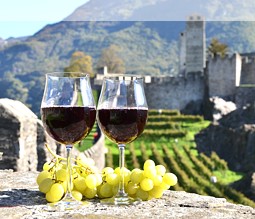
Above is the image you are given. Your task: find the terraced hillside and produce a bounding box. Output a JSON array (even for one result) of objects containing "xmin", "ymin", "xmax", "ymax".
[{"xmin": 104, "ymin": 109, "xmax": 255, "ymax": 207}]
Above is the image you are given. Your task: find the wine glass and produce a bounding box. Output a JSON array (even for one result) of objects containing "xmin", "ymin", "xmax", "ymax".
[
  {"xmin": 97, "ymin": 75, "xmax": 148, "ymax": 205},
  {"xmin": 41, "ymin": 72, "xmax": 96, "ymax": 210}
]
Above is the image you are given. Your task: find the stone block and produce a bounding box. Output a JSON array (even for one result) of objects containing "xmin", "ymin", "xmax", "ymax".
[
  {"xmin": 0, "ymin": 170, "xmax": 254, "ymax": 219},
  {"xmin": 0, "ymin": 98, "xmax": 56, "ymax": 171}
]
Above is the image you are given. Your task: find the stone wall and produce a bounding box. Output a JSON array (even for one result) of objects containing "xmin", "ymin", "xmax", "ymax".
[
  {"xmin": 206, "ymin": 53, "xmax": 242, "ymax": 99},
  {"xmin": 241, "ymin": 56, "xmax": 255, "ymax": 84},
  {"xmin": 0, "ymin": 98, "xmax": 58, "ymax": 171},
  {"xmin": 0, "ymin": 98, "xmax": 38, "ymax": 171},
  {"xmin": 144, "ymin": 73, "xmax": 204, "ymax": 110}
]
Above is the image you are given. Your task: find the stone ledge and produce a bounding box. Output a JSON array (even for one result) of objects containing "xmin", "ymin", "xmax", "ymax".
[{"xmin": 0, "ymin": 170, "xmax": 254, "ymax": 219}]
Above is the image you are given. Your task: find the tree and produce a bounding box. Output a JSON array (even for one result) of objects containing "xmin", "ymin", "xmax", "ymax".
[
  {"xmin": 0, "ymin": 72, "xmax": 28, "ymax": 104},
  {"xmin": 207, "ymin": 38, "xmax": 228, "ymax": 58},
  {"xmin": 64, "ymin": 51, "xmax": 94, "ymax": 76},
  {"xmin": 97, "ymin": 44, "xmax": 125, "ymax": 74}
]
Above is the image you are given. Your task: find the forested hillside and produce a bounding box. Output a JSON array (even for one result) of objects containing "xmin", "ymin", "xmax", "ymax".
[{"xmin": 1, "ymin": 21, "xmax": 255, "ymax": 114}]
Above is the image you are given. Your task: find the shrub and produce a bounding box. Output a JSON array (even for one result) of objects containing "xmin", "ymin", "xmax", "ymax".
[
  {"xmin": 210, "ymin": 151, "xmax": 228, "ymax": 171},
  {"xmin": 142, "ymin": 129, "xmax": 186, "ymax": 139},
  {"xmin": 145, "ymin": 121, "xmax": 181, "ymax": 130},
  {"xmin": 149, "ymin": 109, "xmax": 180, "ymax": 116}
]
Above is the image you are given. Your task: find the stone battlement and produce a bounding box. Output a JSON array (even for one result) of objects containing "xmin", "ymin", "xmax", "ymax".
[{"xmin": 148, "ymin": 72, "xmax": 203, "ymax": 84}]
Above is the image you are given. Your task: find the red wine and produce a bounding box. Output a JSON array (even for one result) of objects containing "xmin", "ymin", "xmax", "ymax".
[
  {"xmin": 97, "ymin": 108, "xmax": 148, "ymax": 144},
  {"xmin": 41, "ymin": 106, "xmax": 96, "ymax": 145}
]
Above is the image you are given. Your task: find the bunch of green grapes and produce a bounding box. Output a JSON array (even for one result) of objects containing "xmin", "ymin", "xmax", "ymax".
[
  {"xmin": 99, "ymin": 159, "xmax": 178, "ymax": 201},
  {"xmin": 36, "ymin": 145, "xmax": 177, "ymax": 203},
  {"xmin": 36, "ymin": 145, "xmax": 100, "ymax": 203}
]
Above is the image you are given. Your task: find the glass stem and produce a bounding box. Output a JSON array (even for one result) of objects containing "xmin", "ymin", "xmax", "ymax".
[
  {"xmin": 65, "ymin": 145, "xmax": 73, "ymax": 200},
  {"xmin": 118, "ymin": 144, "xmax": 127, "ymax": 197}
]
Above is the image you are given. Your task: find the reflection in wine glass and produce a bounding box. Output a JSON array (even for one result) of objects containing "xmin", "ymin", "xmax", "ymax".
[
  {"xmin": 97, "ymin": 75, "xmax": 148, "ymax": 205},
  {"xmin": 41, "ymin": 72, "xmax": 96, "ymax": 210}
]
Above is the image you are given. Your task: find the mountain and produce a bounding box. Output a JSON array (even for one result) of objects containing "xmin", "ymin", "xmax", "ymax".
[
  {"xmin": 65, "ymin": 0, "xmax": 255, "ymax": 21},
  {"xmin": 1, "ymin": 0, "xmax": 255, "ymax": 115}
]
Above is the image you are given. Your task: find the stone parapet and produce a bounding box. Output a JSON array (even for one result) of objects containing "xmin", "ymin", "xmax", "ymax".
[
  {"xmin": 0, "ymin": 170, "xmax": 254, "ymax": 219},
  {"xmin": 0, "ymin": 98, "xmax": 57, "ymax": 172}
]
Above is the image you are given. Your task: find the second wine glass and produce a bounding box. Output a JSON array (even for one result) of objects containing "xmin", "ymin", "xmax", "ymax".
[{"xmin": 97, "ymin": 75, "xmax": 148, "ymax": 205}]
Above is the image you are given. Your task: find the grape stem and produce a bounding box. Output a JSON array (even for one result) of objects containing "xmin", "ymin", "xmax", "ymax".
[
  {"xmin": 45, "ymin": 143, "xmax": 94, "ymax": 174},
  {"xmin": 45, "ymin": 143, "xmax": 63, "ymax": 160},
  {"xmin": 45, "ymin": 143, "xmax": 76, "ymax": 162}
]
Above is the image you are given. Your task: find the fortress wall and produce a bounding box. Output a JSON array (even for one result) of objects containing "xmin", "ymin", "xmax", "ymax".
[
  {"xmin": 144, "ymin": 73, "xmax": 204, "ymax": 110},
  {"xmin": 207, "ymin": 53, "xmax": 242, "ymax": 99},
  {"xmin": 240, "ymin": 57, "xmax": 255, "ymax": 84}
]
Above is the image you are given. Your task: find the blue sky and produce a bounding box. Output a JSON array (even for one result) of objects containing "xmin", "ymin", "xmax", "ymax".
[{"xmin": 0, "ymin": 0, "xmax": 89, "ymax": 39}]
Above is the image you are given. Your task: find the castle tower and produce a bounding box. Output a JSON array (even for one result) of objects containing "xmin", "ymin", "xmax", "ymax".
[
  {"xmin": 179, "ymin": 32, "xmax": 186, "ymax": 75},
  {"xmin": 206, "ymin": 53, "xmax": 242, "ymax": 99},
  {"xmin": 184, "ymin": 15, "xmax": 206, "ymax": 75}
]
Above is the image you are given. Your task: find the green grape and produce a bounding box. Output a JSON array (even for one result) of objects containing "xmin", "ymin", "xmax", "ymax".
[
  {"xmin": 124, "ymin": 170, "xmax": 131, "ymax": 184},
  {"xmin": 60, "ymin": 180, "xmax": 67, "ymax": 193},
  {"xmin": 112, "ymin": 185, "xmax": 119, "ymax": 196},
  {"xmin": 46, "ymin": 183, "xmax": 65, "ymax": 203},
  {"xmin": 106, "ymin": 173, "xmax": 119, "ymax": 186},
  {"xmin": 36, "ymin": 170, "xmax": 51, "ymax": 185},
  {"xmin": 114, "ymin": 166, "xmax": 129, "ymax": 175},
  {"xmin": 130, "ymin": 169, "xmax": 144, "ymax": 184},
  {"xmin": 143, "ymin": 166, "xmax": 157, "ymax": 179},
  {"xmin": 163, "ymin": 173, "xmax": 178, "ymax": 186},
  {"xmin": 114, "ymin": 167, "xmax": 121, "ymax": 175},
  {"xmin": 159, "ymin": 182, "xmax": 170, "ymax": 190},
  {"xmin": 126, "ymin": 182, "xmax": 138, "ymax": 195},
  {"xmin": 136, "ymin": 187, "xmax": 149, "ymax": 201},
  {"xmin": 149, "ymin": 186, "xmax": 164, "ymax": 199},
  {"xmin": 72, "ymin": 168, "xmax": 79, "ymax": 179},
  {"xmin": 95, "ymin": 173, "xmax": 103, "ymax": 186},
  {"xmin": 143, "ymin": 159, "xmax": 155, "ymax": 170},
  {"xmin": 77, "ymin": 154, "xmax": 95, "ymax": 167},
  {"xmin": 152, "ymin": 175, "xmax": 163, "ymax": 186},
  {"xmin": 96, "ymin": 184, "xmax": 104, "ymax": 198},
  {"xmin": 43, "ymin": 162, "xmax": 50, "ymax": 171},
  {"xmin": 83, "ymin": 187, "xmax": 97, "ymax": 199},
  {"xmin": 39, "ymin": 178, "xmax": 54, "ymax": 194},
  {"xmin": 102, "ymin": 167, "xmax": 114, "ymax": 175},
  {"xmin": 85, "ymin": 174, "xmax": 98, "ymax": 189},
  {"xmin": 59, "ymin": 161, "xmax": 67, "ymax": 170},
  {"xmin": 77, "ymin": 168, "xmax": 88, "ymax": 178},
  {"xmin": 155, "ymin": 165, "xmax": 166, "ymax": 176},
  {"xmin": 73, "ymin": 176, "xmax": 87, "ymax": 193},
  {"xmin": 56, "ymin": 168, "xmax": 67, "ymax": 182},
  {"xmin": 140, "ymin": 178, "xmax": 154, "ymax": 191},
  {"xmin": 100, "ymin": 183, "xmax": 113, "ymax": 198},
  {"xmin": 43, "ymin": 161, "xmax": 54, "ymax": 171},
  {"xmin": 71, "ymin": 190, "xmax": 83, "ymax": 201}
]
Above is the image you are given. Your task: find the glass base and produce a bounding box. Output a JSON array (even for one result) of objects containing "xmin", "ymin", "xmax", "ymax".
[
  {"xmin": 44, "ymin": 197, "xmax": 90, "ymax": 211},
  {"xmin": 101, "ymin": 194, "xmax": 141, "ymax": 205}
]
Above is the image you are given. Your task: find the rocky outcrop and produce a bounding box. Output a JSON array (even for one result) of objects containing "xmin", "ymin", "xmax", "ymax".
[
  {"xmin": 232, "ymin": 172, "xmax": 255, "ymax": 201},
  {"xmin": 195, "ymin": 104, "xmax": 255, "ymax": 172},
  {"xmin": 0, "ymin": 170, "xmax": 254, "ymax": 219},
  {"xmin": 203, "ymin": 96, "xmax": 237, "ymax": 121}
]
